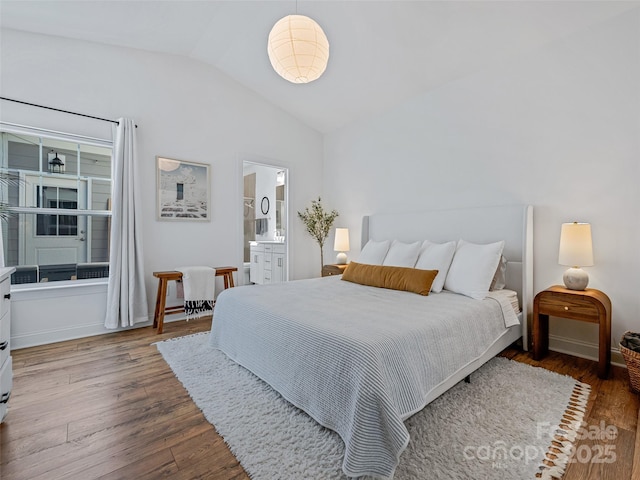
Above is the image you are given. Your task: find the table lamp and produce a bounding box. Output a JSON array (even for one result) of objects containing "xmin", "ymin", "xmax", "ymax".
[
  {"xmin": 334, "ymin": 228, "xmax": 350, "ymax": 265},
  {"xmin": 558, "ymin": 222, "xmax": 593, "ymax": 290}
]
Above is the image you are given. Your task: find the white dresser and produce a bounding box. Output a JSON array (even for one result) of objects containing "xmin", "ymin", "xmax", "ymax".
[{"xmin": 0, "ymin": 267, "xmax": 15, "ymax": 423}]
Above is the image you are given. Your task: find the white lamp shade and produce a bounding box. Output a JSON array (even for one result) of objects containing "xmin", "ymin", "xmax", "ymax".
[
  {"xmin": 558, "ymin": 222, "xmax": 594, "ymax": 267},
  {"xmin": 334, "ymin": 228, "xmax": 350, "ymax": 252},
  {"xmin": 267, "ymin": 15, "xmax": 329, "ymax": 84}
]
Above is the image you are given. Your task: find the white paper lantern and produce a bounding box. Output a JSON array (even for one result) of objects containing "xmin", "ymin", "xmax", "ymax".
[{"xmin": 267, "ymin": 14, "xmax": 329, "ymax": 84}]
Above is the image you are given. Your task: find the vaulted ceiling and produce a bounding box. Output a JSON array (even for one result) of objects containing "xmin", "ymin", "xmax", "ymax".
[{"xmin": 1, "ymin": 1, "xmax": 637, "ymax": 133}]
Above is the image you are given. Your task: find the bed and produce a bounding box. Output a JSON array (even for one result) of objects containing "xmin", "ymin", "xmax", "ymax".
[{"xmin": 210, "ymin": 204, "xmax": 533, "ymax": 479}]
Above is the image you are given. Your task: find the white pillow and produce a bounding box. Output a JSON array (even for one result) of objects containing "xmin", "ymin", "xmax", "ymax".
[
  {"xmin": 490, "ymin": 255, "xmax": 508, "ymax": 291},
  {"xmin": 415, "ymin": 240, "xmax": 456, "ymax": 293},
  {"xmin": 444, "ymin": 239, "xmax": 505, "ymax": 300},
  {"xmin": 383, "ymin": 240, "xmax": 422, "ymax": 268},
  {"xmin": 358, "ymin": 239, "xmax": 391, "ymax": 265}
]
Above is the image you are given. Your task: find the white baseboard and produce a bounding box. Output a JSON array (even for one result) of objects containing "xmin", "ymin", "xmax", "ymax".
[
  {"xmin": 549, "ymin": 334, "xmax": 625, "ymax": 368},
  {"xmin": 10, "ymin": 319, "xmax": 154, "ymax": 350},
  {"xmin": 11, "ymin": 314, "xmax": 190, "ymax": 350},
  {"xmin": 8, "ymin": 279, "xmax": 196, "ymax": 350}
]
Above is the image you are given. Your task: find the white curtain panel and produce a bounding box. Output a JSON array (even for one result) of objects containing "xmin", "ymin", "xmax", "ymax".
[{"xmin": 105, "ymin": 118, "xmax": 148, "ymax": 328}]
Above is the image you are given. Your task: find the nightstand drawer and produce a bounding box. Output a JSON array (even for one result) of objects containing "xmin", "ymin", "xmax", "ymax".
[
  {"xmin": 322, "ymin": 264, "xmax": 348, "ymax": 277},
  {"xmin": 537, "ymin": 294, "xmax": 599, "ymax": 322}
]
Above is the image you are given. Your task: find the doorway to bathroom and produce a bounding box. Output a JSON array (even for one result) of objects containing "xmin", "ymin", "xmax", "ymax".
[{"xmin": 243, "ymin": 161, "xmax": 288, "ymax": 284}]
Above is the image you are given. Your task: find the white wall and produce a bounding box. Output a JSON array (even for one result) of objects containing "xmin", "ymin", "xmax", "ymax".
[
  {"xmin": 323, "ymin": 11, "xmax": 640, "ymax": 363},
  {"xmin": 10, "ymin": 281, "xmax": 108, "ymax": 348},
  {"xmin": 0, "ymin": 29, "xmax": 323, "ymax": 347}
]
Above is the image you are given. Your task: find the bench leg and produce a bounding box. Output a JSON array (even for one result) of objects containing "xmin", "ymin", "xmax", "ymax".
[
  {"xmin": 221, "ymin": 271, "xmax": 235, "ymax": 290},
  {"xmin": 154, "ymin": 278, "xmax": 169, "ymax": 334},
  {"xmin": 153, "ymin": 279, "xmax": 163, "ymax": 328}
]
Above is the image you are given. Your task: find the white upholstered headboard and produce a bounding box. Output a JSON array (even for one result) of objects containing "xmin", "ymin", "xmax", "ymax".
[{"xmin": 361, "ymin": 205, "xmax": 533, "ymax": 350}]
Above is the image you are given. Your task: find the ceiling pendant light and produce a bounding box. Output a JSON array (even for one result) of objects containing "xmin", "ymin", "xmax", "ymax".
[{"xmin": 267, "ymin": 14, "xmax": 329, "ymax": 84}]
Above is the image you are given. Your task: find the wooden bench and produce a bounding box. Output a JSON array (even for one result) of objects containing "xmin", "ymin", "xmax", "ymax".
[{"xmin": 152, "ymin": 266, "xmax": 237, "ymax": 334}]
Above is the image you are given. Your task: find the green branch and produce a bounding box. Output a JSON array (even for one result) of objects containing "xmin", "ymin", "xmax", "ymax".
[{"xmin": 298, "ymin": 197, "xmax": 339, "ymax": 274}]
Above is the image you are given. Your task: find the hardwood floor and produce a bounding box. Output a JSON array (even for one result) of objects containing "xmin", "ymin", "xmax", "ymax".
[{"xmin": 1, "ymin": 319, "xmax": 638, "ymax": 479}]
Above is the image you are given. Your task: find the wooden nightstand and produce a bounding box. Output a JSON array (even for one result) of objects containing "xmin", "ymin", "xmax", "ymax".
[
  {"xmin": 322, "ymin": 264, "xmax": 348, "ymax": 277},
  {"xmin": 533, "ymin": 285, "xmax": 612, "ymax": 379}
]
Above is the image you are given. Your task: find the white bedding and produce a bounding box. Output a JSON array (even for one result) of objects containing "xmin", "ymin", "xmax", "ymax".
[{"xmin": 209, "ymin": 276, "xmax": 520, "ymax": 479}]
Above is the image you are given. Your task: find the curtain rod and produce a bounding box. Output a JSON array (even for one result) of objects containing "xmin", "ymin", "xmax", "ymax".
[{"xmin": 0, "ymin": 96, "xmax": 137, "ymax": 128}]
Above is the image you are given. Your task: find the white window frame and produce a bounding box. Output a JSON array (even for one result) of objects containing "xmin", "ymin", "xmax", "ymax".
[{"xmin": 0, "ymin": 122, "xmax": 113, "ymax": 287}]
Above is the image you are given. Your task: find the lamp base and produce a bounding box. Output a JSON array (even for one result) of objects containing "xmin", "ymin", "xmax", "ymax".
[
  {"xmin": 563, "ymin": 267, "xmax": 589, "ymax": 290},
  {"xmin": 336, "ymin": 252, "xmax": 348, "ymax": 265}
]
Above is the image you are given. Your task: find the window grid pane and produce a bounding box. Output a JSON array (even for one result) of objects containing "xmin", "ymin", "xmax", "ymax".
[{"xmin": 1, "ymin": 130, "xmax": 113, "ymax": 284}]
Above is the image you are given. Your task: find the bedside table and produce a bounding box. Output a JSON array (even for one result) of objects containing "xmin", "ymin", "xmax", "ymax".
[
  {"xmin": 533, "ymin": 285, "xmax": 612, "ymax": 379},
  {"xmin": 322, "ymin": 264, "xmax": 348, "ymax": 277}
]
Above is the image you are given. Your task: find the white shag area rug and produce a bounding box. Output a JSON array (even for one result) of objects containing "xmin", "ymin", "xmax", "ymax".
[{"xmin": 156, "ymin": 332, "xmax": 590, "ymax": 480}]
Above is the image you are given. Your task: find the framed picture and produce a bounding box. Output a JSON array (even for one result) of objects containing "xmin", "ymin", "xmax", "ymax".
[{"xmin": 156, "ymin": 156, "xmax": 210, "ymax": 221}]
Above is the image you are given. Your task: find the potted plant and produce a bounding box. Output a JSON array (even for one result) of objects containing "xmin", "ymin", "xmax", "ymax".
[{"xmin": 298, "ymin": 197, "xmax": 339, "ymax": 275}]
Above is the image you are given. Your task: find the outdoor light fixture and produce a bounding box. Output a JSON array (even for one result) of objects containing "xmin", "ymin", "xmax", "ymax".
[{"xmin": 48, "ymin": 151, "xmax": 65, "ymax": 174}]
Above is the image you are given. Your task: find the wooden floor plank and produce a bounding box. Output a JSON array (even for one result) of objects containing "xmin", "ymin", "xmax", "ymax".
[
  {"xmin": 93, "ymin": 448, "xmax": 179, "ymax": 480},
  {"xmin": 12, "ymin": 341, "xmax": 78, "ymax": 367},
  {"xmin": 0, "ymin": 423, "xmax": 68, "ymax": 463},
  {"xmin": 1, "ymin": 319, "xmax": 637, "ymax": 480},
  {"xmin": 559, "ymin": 426, "xmax": 635, "ymax": 480},
  {"xmin": 9, "ymin": 371, "xmax": 71, "ymax": 398},
  {"xmin": 66, "ymin": 395, "xmax": 192, "ymax": 440},
  {"xmin": 633, "ymin": 407, "xmax": 640, "ymax": 479},
  {"xmin": 170, "ymin": 429, "xmax": 231, "ymax": 470},
  {"xmin": 31, "ymin": 413, "xmax": 212, "ymax": 480},
  {"xmin": 589, "ymin": 367, "xmax": 638, "ymax": 431},
  {"xmin": 6, "ymin": 377, "xmax": 150, "ymax": 428}
]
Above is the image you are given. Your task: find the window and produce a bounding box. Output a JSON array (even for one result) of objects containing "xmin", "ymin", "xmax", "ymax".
[
  {"xmin": 0, "ymin": 127, "xmax": 113, "ymax": 284},
  {"xmin": 37, "ymin": 186, "xmax": 79, "ymax": 236}
]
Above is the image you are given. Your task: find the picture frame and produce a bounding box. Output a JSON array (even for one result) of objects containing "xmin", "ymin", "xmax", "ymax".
[{"xmin": 156, "ymin": 156, "xmax": 210, "ymax": 221}]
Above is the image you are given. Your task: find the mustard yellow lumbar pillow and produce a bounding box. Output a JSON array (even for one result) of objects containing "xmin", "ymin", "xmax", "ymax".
[{"xmin": 341, "ymin": 262, "xmax": 438, "ymax": 296}]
